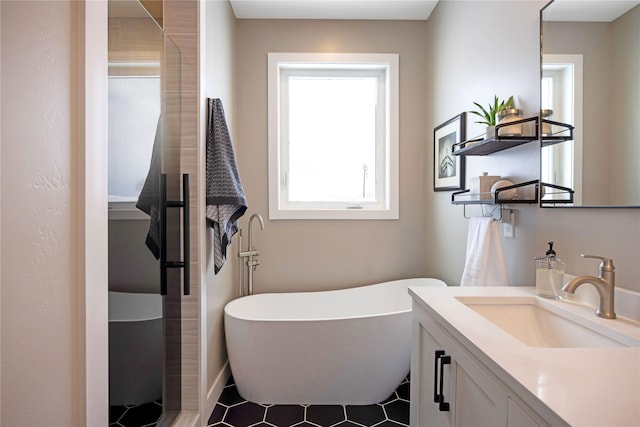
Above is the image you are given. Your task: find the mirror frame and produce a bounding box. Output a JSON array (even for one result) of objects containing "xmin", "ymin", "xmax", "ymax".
[{"xmin": 539, "ymin": 0, "xmax": 640, "ymax": 209}]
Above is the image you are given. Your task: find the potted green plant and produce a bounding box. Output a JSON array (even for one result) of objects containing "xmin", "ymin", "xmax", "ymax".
[
  {"xmin": 470, "ymin": 95, "xmax": 516, "ymax": 137},
  {"xmin": 471, "ymin": 95, "xmax": 506, "ymax": 127}
]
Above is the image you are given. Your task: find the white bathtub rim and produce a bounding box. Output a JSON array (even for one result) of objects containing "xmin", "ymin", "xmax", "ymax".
[
  {"xmin": 224, "ymin": 277, "xmax": 446, "ymax": 322},
  {"xmin": 109, "ymin": 291, "xmax": 163, "ymax": 322},
  {"xmin": 227, "ymin": 310, "xmax": 410, "ymax": 324}
]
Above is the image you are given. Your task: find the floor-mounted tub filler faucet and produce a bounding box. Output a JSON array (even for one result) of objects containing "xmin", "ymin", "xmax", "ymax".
[
  {"xmin": 238, "ymin": 213, "xmax": 264, "ymax": 296},
  {"xmin": 248, "ymin": 213, "xmax": 264, "ymax": 254},
  {"xmin": 562, "ymin": 254, "xmax": 616, "ymax": 319}
]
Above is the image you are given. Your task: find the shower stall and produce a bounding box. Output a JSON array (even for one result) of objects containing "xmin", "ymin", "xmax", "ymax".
[{"xmin": 107, "ymin": 0, "xmax": 188, "ymax": 423}]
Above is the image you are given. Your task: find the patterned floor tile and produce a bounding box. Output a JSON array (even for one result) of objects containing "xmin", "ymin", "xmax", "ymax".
[
  {"xmin": 383, "ymin": 400, "xmax": 410, "ymax": 425},
  {"xmin": 306, "ymin": 405, "xmax": 345, "ymax": 426},
  {"xmin": 225, "ymin": 401, "xmax": 266, "ymax": 427},
  {"xmin": 207, "ymin": 375, "xmax": 410, "ymax": 427},
  {"xmin": 345, "ymin": 405, "xmax": 386, "ymax": 425},
  {"xmin": 109, "ymin": 400, "xmax": 162, "ymax": 427},
  {"xmin": 266, "ymin": 405, "xmax": 306, "ymax": 426},
  {"xmin": 109, "ymin": 375, "xmax": 410, "ymax": 427}
]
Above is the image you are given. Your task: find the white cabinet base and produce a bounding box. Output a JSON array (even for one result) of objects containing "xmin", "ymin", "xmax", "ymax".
[{"xmin": 411, "ymin": 302, "xmax": 558, "ymax": 427}]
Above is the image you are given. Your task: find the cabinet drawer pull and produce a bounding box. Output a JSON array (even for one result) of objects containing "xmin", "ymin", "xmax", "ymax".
[
  {"xmin": 434, "ymin": 350, "xmax": 445, "ymax": 403},
  {"xmin": 433, "ymin": 349, "xmax": 451, "ymax": 412},
  {"xmin": 438, "ymin": 354, "xmax": 451, "ymax": 411}
]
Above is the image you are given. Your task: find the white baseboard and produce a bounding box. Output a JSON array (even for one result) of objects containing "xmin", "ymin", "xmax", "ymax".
[{"xmin": 203, "ymin": 361, "xmax": 231, "ymax": 425}]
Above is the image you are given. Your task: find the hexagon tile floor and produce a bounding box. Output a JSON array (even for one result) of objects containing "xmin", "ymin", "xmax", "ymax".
[
  {"xmin": 110, "ymin": 400, "xmax": 162, "ymax": 427},
  {"xmin": 207, "ymin": 375, "xmax": 410, "ymax": 427}
]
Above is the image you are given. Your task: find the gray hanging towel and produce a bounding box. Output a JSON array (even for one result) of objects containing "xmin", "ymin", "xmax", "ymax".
[
  {"xmin": 206, "ymin": 98, "xmax": 248, "ymax": 274},
  {"xmin": 136, "ymin": 117, "xmax": 162, "ymax": 259}
]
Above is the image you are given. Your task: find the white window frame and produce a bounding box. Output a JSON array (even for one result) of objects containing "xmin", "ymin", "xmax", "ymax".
[
  {"xmin": 268, "ymin": 52, "xmax": 399, "ymax": 220},
  {"xmin": 542, "ymin": 54, "xmax": 583, "ymax": 205}
]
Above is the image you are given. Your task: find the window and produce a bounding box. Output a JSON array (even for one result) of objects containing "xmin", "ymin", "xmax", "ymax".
[
  {"xmin": 108, "ymin": 75, "xmax": 160, "ymax": 202},
  {"xmin": 542, "ymin": 54, "xmax": 583, "ymax": 205},
  {"xmin": 268, "ymin": 53, "xmax": 399, "ymax": 220},
  {"xmin": 107, "ymin": 74, "xmax": 160, "ymax": 219}
]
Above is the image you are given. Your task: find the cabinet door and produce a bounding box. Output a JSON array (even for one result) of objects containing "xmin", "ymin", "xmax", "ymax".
[
  {"xmin": 452, "ymin": 348, "xmax": 507, "ymax": 427},
  {"xmin": 507, "ymin": 398, "xmax": 547, "ymax": 427},
  {"xmin": 411, "ymin": 309, "xmax": 508, "ymax": 427},
  {"xmin": 411, "ymin": 313, "xmax": 454, "ymax": 427}
]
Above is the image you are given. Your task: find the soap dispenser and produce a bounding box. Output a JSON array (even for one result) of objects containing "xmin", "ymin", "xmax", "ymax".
[{"xmin": 535, "ymin": 241, "xmax": 565, "ymax": 299}]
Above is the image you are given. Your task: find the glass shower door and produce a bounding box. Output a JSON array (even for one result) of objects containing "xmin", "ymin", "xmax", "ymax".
[
  {"xmin": 107, "ymin": 0, "xmax": 184, "ymax": 422},
  {"xmin": 160, "ymin": 23, "xmax": 185, "ymax": 420}
]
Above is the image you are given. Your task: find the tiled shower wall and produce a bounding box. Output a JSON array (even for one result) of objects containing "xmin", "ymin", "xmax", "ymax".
[{"xmin": 164, "ymin": 0, "xmax": 200, "ymax": 414}]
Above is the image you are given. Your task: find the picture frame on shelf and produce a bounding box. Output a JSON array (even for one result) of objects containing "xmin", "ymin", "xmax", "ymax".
[{"xmin": 434, "ymin": 112, "xmax": 465, "ymax": 191}]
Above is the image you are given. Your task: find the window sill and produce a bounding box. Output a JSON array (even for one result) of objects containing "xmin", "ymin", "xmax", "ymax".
[
  {"xmin": 108, "ymin": 202, "xmax": 149, "ymax": 220},
  {"xmin": 269, "ymin": 207, "xmax": 398, "ymax": 220}
]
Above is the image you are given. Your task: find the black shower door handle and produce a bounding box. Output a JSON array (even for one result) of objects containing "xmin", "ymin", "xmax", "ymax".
[{"xmin": 160, "ymin": 173, "xmax": 190, "ymax": 296}]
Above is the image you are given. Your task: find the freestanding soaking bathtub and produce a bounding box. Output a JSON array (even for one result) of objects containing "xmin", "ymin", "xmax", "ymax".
[{"xmin": 224, "ymin": 277, "xmax": 447, "ymax": 405}]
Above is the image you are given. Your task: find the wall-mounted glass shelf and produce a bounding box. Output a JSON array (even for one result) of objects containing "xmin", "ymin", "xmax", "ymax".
[
  {"xmin": 452, "ymin": 180, "xmax": 540, "ymax": 205},
  {"xmin": 452, "ymin": 117, "xmax": 574, "ymax": 156},
  {"xmin": 540, "ymin": 119, "xmax": 574, "ymax": 147},
  {"xmin": 540, "ymin": 182, "xmax": 575, "ymax": 205},
  {"xmin": 453, "ymin": 117, "xmax": 539, "ymax": 156}
]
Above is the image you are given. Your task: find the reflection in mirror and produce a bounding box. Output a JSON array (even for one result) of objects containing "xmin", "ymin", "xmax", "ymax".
[
  {"xmin": 108, "ymin": 0, "xmax": 163, "ymax": 206},
  {"xmin": 541, "ymin": 0, "xmax": 640, "ymax": 207},
  {"xmin": 107, "ymin": 0, "xmax": 183, "ymax": 422},
  {"xmin": 108, "ymin": 75, "xmax": 160, "ymax": 201}
]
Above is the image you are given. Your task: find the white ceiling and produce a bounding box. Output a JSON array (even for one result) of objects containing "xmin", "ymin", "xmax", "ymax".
[
  {"xmin": 544, "ymin": 0, "xmax": 640, "ymax": 22},
  {"xmin": 228, "ymin": 0, "xmax": 439, "ymax": 20},
  {"xmin": 228, "ymin": 0, "xmax": 640, "ymax": 22}
]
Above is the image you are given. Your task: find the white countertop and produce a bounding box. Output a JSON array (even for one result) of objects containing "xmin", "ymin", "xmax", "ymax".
[{"xmin": 409, "ymin": 286, "xmax": 640, "ymax": 427}]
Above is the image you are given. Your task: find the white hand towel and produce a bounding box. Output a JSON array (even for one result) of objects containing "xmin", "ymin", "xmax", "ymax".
[{"xmin": 460, "ymin": 217, "xmax": 509, "ymax": 286}]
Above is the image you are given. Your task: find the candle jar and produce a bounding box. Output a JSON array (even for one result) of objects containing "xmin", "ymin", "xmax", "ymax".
[
  {"xmin": 496, "ymin": 108, "xmax": 524, "ymax": 136},
  {"xmin": 541, "ymin": 109, "xmax": 553, "ymax": 135}
]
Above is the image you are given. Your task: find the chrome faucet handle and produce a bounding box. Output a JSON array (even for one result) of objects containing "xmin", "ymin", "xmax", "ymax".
[{"xmin": 581, "ymin": 254, "xmax": 615, "ymax": 272}]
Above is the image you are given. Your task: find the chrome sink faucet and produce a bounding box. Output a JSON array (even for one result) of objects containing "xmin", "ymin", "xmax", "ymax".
[{"xmin": 562, "ymin": 254, "xmax": 616, "ymax": 319}]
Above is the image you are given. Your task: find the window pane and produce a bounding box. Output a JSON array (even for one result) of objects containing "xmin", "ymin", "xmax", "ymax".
[
  {"xmin": 541, "ymin": 76, "xmax": 553, "ymax": 110},
  {"xmin": 108, "ymin": 76, "xmax": 160, "ymax": 201},
  {"xmin": 287, "ymin": 76, "xmax": 377, "ymax": 203}
]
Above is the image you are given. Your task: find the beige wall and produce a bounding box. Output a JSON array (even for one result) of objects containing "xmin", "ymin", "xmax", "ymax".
[
  {"xmin": 1, "ymin": 1, "xmax": 83, "ymax": 425},
  {"xmin": 202, "ymin": 0, "xmax": 238, "ymax": 419},
  {"xmin": 425, "ymin": 1, "xmax": 640, "ymax": 292},
  {"xmin": 234, "ymin": 2, "xmax": 639, "ymax": 295},
  {"xmin": 235, "ymin": 19, "xmax": 429, "ymax": 293},
  {"xmin": 108, "ymin": 220, "xmax": 160, "ymax": 293},
  {"xmin": 611, "ymin": 4, "xmax": 639, "ymax": 204}
]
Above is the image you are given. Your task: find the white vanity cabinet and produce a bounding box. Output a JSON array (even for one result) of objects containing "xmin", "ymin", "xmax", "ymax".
[{"xmin": 410, "ymin": 302, "xmax": 552, "ymax": 427}]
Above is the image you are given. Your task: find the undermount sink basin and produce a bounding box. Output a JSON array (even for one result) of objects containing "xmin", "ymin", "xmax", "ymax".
[{"xmin": 456, "ymin": 297, "xmax": 639, "ymax": 348}]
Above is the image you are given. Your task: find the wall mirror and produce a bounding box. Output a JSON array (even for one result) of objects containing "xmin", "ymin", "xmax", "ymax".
[
  {"xmin": 108, "ymin": 0, "xmax": 163, "ymax": 214},
  {"xmin": 107, "ymin": 0, "xmax": 184, "ymax": 420},
  {"xmin": 540, "ymin": 0, "xmax": 640, "ymax": 207}
]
